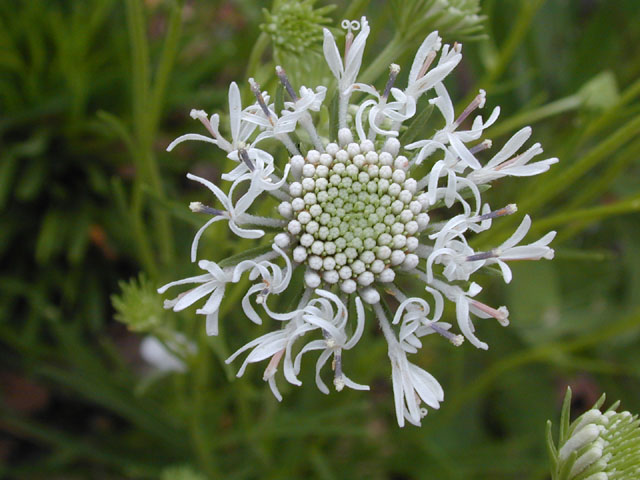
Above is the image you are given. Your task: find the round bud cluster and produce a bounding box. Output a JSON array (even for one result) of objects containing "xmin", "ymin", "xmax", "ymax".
[{"xmin": 279, "ymin": 139, "xmax": 430, "ymax": 293}]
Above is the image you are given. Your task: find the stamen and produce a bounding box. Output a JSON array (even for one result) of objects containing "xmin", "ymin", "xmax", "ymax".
[
  {"xmin": 332, "ymin": 350, "xmax": 344, "ymax": 391},
  {"xmin": 471, "ymin": 300, "xmax": 509, "ymax": 326},
  {"xmin": 190, "ymin": 109, "xmax": 218, "ymax": 138},
  {"xmin": 249, "ymin": 78, "xmax": 275, "ymax": 126},
  {"xmin": 263, "ymin": 349, "xmax": 285, "ymax": 380},
  {"xmin": 476, "ymin": 204, "xmax": 517, "ymax": 221},
  {"xmin": 275, "ymin": 66, "xmax": 298, "ymax": 101},
  {"xmin": 453, "ymin": 89, "xmax": 486, "ymax": 128},
  {"xmin": 238, "ymin": 148, "xmax": 255, "ymax": 172},
  {"xmin": 417, "ymin": 50, "xmax": 437, "ymax": 80},
  {"xmin": 469, "ymin": 139, "xmax": 492, "ymax": 155},
  {"xmin": 190, "ymin": 202, "xmax": 223, "ymax": 216},
  {"xmin": 382, "ymin": 64, "xmax": 401, "ymax": 101},
  {"xmin": 430, "ymin": 323, "xmax": 464, "ymax": 346},
  {"xmin": 466, "ymin": 250, "xmax": 496, "ymax": 262}
]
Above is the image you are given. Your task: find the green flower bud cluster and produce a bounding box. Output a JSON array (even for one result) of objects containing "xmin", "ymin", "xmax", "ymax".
[
  {"xmin": 547, "ymin": 388, "xmax": 640, "ymax": 480},
  {"xmin": 260, "ymin": 0, "xmax": 335, "ymax": 54},
  {"xmin": 279, "ymin": 139, "xmax": 429, "ymax": 293}
]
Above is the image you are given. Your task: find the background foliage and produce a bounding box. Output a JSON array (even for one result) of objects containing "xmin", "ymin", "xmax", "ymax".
[{"xmin": 1, "ymin": 0, "xmax": 640, "ymax": 478}]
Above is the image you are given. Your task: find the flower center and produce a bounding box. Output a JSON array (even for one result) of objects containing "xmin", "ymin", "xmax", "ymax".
[{"xmin": 281, "ymin": 140, "xmax": 428, "ymax": 293}]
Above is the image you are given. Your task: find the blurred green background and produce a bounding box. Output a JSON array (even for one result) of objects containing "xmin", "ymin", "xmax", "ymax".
[{"xmin": 2, "ymin": 0, "xmax": 640, "ymax": 478}]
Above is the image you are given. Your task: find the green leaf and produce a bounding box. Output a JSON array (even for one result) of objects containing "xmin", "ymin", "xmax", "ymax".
[{"xmin": 399, "ymin": 103, "xmax": 434, "ymax": 146}]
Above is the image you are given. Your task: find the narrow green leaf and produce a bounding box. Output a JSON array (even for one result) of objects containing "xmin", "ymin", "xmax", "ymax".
[{"xmin": 399, "ymin": 103, "xmax": 434, "ymax": 146}]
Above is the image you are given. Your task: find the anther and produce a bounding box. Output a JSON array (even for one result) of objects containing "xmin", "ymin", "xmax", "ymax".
[
  {"xmin": 453, "ymin": 89, "xmax": 486, "ymax": 128},
  {"xmin": 382, "ymin": 64, "xmax": 401, "ymax": 101},
  {"xmin": 469, "ymin": 139, "xmax": 492, "ymax": 155},
  {"xmin": 466, "ymin": 251, "xmax": 496, "ymax": 262},
  {"xmin": 238, "ymin": 148, "xmax": 255, "ymax": 171},
  {"xmin": 189, "ymin": 202, "xmax": 223, "ymax": 216},
  {"xmin": 476, "ymin": 204, "xmax": 517, "ymax": 221},
  {"xmin": 430, "ymin": 323, "xmax": 464, "ymax": 346},
  {"xmin": 275, "ymin": 66, "xmax": 298, "ymax": 102},
  {"xmin": 249, "ymin": 78, "xmax": 275, "ymax": 126}
]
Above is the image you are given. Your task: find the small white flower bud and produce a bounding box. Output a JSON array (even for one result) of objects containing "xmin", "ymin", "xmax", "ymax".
[
  {"xmin": 302, "ymin": 163, "xmax": 316, "ymax": 177},
  {"xmin": 290, "ymin": 155, "xmax": 305, "ymax": 176},
  {"xmin": 368, "ymin": 165, "xmax": 379, "ymax": 178},
  {"xmin": 301, "ymin": 177, "xmax": 315, "ymax": 191},
  {"xmin": 346, "ymin": 164, "xmax": 359, "ymax": 177},
  {"xmin": 388, "ymin": 182, "xmax": 402, "ymax": 197},
  {"xmin": 360, "ymin": 287, "xmax": 380, "ymax": 304},
  {"xmin": 405, "ymin": 221, "xmax": 419, "ymax": 236},
  {"xmin": 358, "ymin": 271, "xmax": 374, "ymax": 286},
  {"xmin": 278, "ymin": 201, "xmax": 293, "ymax": 218},
  {"xmin": 324, "ymin": 241, "xmax": 336, "ymax": 255},
  {"xmin": 379, "ymin": 151, "xmax": 393, "ymax": 166},
  {"xmin": 304, "ymin": 270, "xmax": 321, "ymax": 287},
  {"xmin": 274, "ymin": 233, "xmax": 290, "ymax": 248},
  {"xmin": 308, "ymin": 255, "xmax": 323, "ymax": 270},
  {"xmin": 360, "ymin": 139, "xmax": 374, "ymax": 153},
  {"xmin": 403, "ymin": 178, "xmax": 417, "ymax": 193},
  {"xmin": 409, "ymin": 200, "xmax": 422, "ymax": 214},
  {"xmin": 383, "ymin": 137, "xmax": 400, "ymax": 156},
  {"xmin": 399, "ymin": 209, "xmax": 414, "ymax": 223},
  {"xmin": 303, "ymin": 192, "xmax": 317, "ymax": 205},
  {"xmin": 416, "ymin": 213, "xmax": 430, "ymax": 230},
  {"xmin": 378, "ymin": 269, "xmax": 395, "ymax": 283},
  {"xmin": 335, "ymin": 252, "xmax": 347, "ymax": 265},
  {"xmin": 323, "ymin": 256, "xmax": 336, "ymax": 271},
  {"xmin": 391, "ymin": 222, "xmax": 405, "ymax": 235},
  {"xmin": 347, "ymin": 142, "xmax": 361, "ymax": 157},
  {"xmin": 363, "ymin": 237, "xmax": 377, "ymax": 250},
  {"xmin": 392, "ymin": 169, "xmax": 406, "ymax": 184},
  {"xmin": 393, "ymin": 234, "xmax": 407, "ymax": 249},
  {"xmin": 417, "ymin": 193, "xmax": 430, "ymax": 208},
  {"xmin": 335, "ymin": 149, "xmax": 349, "ymax": 163},
  {"xmin": 338, "ymin": 128, "xmax": 353, "ymax": 146},
  {"xmin": 325, "ymin": 142, "xmax": 338, "ymax": 155},
  {"xmin": 353, "ymin": 154, "xmax": 365, "ymax": 168},
  {"xmin": 398, "ymin": 190, "xmax": 413, "ymax": 204},
  {"xmin": 405, "ymin": 236, "xmax": 419, "ymax": 251},
  {"xmin": 306, "ymin": 221, "xmax": 319, "ymax": 234},
  {"xmin": 293, "ymin": 246, "xmax": 307, "ymax": 262},
  {"xmin": 317, "ymin": 191, "xmax": 329, "ymax": 203},
  {"xmin": 559, "ymin": 424, "xmax": 601, "ymax": 461},
  {"xmin": 332, "ymin": 162, "xmax": 345, "ymax": 175},
  {"xmin": 394, "ymin": 155, "xmax": 408, "ymax": 170},
  {"xmin": 339, "ymin": 265, "xmax": 352, "ymax": 279},
  {"xmin": 378, "ymin": 233, "xmax": 392, "ymax": 246},
  {"xmin": 319, "ymin": 153, "xmax": 333, "ymax": 167},
  {"xmin": 360, "ymin": 250, "xmax": 375, "ymax": 264},
  {"xmin": 300, "ymin": 233, "xmax": 314, "ymax": 247},
  {"xmin": 289, "ymin": 182, "xmax": 303, "ymax": 197},
  {"xmin": 391, "ymin": 200, "xmax": 404, "ymax": 214},
  {"xmin": 291, "ymin": 198, "xmax": 305, "ymax": 211},
  {"xmin": 351, "ymin": 260, "xmax": 366, "ymax": 274},
  {"xmin": 309, "ymin": 204, "xmax": 322, "ymax": 217},
  {"xmin": 358, "ymin": 171, "xmax": 370, "ymax": 183},
  {"xmin": 390, "ymin": 250, "xmax": 405, "ymax": 265},
  {"xmin": 377, "ymin": 245, "xmax": 391, "ymax": 259},
  {"xmin": 315, "ymin": 165, "xmax": 329, "ymax": 178},
  {"xmin": 288, "ymin": 220, "xmax": 302, "ymax": 235},
  {"xmin": 311, "ymin": 240, "xmax": 324, "ymax": 255},
  {"xmin": 340, "ymin": 279, "xmax": 357, "ymax": 294},
  {"xmin": 323, "ymin": 270, "xmax": 339, "ymax": 284},
  {"xmin": 370, "ymin": 259, "xmax": 385, "ymax": 274},
  {"xmin": 379, "ymin": 165, "xmax": 392, "ymax": 179},
  {"xmin": 402, "ymin": 253, "xmax": 419, "ymax": 269},
  {"xmin": 306, "ymin": 150, "xmax": 320, "ymax": 164},
  {"xmin": 298, "ymin": 211, "xmax": 311, "ymax": 224}
]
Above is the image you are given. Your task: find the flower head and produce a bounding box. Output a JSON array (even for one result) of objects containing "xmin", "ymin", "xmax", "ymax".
[
  {"xmin": 548, "ymin": 388, "xmax": 640, "ymax": 480},
  {"xmin": 160, "ymin": 17, "xmax": 558, "ymax": 427}
]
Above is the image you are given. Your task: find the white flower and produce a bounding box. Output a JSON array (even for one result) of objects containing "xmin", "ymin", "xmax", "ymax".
[
  {"xmin": 467, "ymin": 126, "xmax": 559, "ymax": 184},
  {"xmin": 158, "ymin": 259, "xmax": 236, "ymax": 336},
  {"xmin": 388, "ymin": 343, "xmax": 444, "ymax": 427},
  {"xmin": 294, "ymin": 290, "xmax": 368, "ymax": 393},
  {"xmin": 161, "ymin": 17, "xmax": 558, "ymax": 427}
]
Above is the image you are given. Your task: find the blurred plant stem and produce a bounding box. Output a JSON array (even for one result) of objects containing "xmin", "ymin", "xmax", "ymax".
[{"xmin": 124, "ymin": 0, "xmax": 183, "ymax": 277}]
